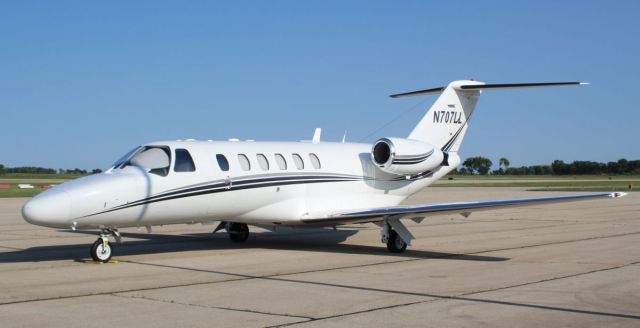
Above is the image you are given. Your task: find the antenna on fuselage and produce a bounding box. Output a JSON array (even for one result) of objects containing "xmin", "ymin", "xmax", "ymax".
[
  {"xmin": 342, "ymin": 130, "xmax": 347, "ymax": 143},
  {"xmin": 312, "ymin": 128, "xmax": 321, "ymax": 144}
]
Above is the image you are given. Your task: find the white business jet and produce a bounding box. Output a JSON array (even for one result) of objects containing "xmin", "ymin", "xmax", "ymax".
[{"xmin": 22, "ymin": 80, "xmax": 626, "ymax": 262}]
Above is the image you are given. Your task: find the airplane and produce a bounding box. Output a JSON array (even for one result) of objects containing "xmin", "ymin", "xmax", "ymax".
[{"xmin": 21, "ymin": 80, "xmax": 626, "ymax": 262}]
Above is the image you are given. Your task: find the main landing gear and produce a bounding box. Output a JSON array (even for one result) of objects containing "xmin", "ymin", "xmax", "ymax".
[
  {"xmin": 386, "ymin": 229, "xmax": 407, "ymax": 253},
  {"xmin": 380, "ymin": 221, "xmax": 412, "ymax": 253},
  {"xmin": 213, "ymin": 221, "xmax": 250, "ymax": 242},
  {"xmin": 227, "ymin": 222, "xmax": 250, "ymax": 242},
  {"xmin": 90, "ymin": 229, "xmax": 121, "ymax": 263}
]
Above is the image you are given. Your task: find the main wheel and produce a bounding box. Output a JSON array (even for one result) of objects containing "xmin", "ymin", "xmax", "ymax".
[
  {"xmin": 386, "ymin": 229, "xmax": 407, "ymax": 253},
  {"xmin": 228, "ymin": 223, "xmax": 249, "ymax": 242},
  {"xmin": 91, "ymin": 238, "xmax": 113, "ymax": 262}
]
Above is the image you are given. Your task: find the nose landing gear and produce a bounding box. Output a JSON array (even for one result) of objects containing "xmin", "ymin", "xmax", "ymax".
[
  {"xmin": 90, "ymin": 229, "xmax": 120, "ymax": 263},
  {"xmin": 91, "ymin": 238, "xmax": 112, "ymax": 262}
]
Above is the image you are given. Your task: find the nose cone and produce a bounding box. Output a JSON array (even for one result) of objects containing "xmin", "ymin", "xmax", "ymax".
[{"xmin": 22, "ymin": 189, "xmax": 72, "ymax": 228}]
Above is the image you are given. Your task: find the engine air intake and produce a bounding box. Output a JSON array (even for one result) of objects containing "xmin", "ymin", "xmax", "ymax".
[{"xmin": 371, "ymin": 137, "xmax": 444, "ymax": 175}]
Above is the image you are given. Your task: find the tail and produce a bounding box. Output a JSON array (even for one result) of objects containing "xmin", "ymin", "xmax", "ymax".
[{"xmin": 391, "ymin": 80, "xmax": 586, "ymax": 153}]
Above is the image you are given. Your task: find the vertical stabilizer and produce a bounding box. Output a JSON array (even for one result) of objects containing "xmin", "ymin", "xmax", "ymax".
[{"xmin": 406, "ymin": 80, "xmax": 483, "ymax": 153}]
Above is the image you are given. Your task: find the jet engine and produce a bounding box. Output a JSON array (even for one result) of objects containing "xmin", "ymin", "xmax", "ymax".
[{"xmin": 371, "ymin": 137, "xmax": 445, "ymax": 175}]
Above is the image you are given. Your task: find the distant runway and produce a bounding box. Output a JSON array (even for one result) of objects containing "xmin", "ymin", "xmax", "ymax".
[{"xmin": 0, "ymin": 188, "xmax": 638, "ymax": 327}]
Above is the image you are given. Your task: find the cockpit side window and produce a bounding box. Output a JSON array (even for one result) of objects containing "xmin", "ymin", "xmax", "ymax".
[
  {"xmin": 174, "ymin": 149, "xmax": 196, "ymax": 172},
  {"xmin": 124, "ymin": 146, "xmax": 171, "ymax": 176}
]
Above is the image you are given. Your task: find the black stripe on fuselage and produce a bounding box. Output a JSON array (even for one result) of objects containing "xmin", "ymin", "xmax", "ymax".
[
  {"xmin": 111, "ymin": 178, "xmax": 351, "ymax": 213},
  {"xmin": 104, "ymin": 174, "xmax": 362, "ymax": 212},
  {"xmin": 82, "ymin": 175, "xmax": 362, "ymax": 217},
  {"xmin": 81, "ymin": 171, "xmax": 436, "ymax": 218}
]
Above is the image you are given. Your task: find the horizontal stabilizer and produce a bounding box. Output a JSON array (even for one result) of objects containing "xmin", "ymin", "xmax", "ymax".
[
  {"xmin": 390, "ymin": 87, "xmax": 445, "ymax": 98},
  {"xmin": 390, "ymin": 82, "xmax": 586, "ymax": 98},
  {"xmin": 460, "ymin": 82, "xmax": 587, "ymax": 90}
]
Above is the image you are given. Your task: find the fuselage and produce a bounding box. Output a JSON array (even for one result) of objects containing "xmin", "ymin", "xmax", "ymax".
[{"xmin": 22, "ymin": 139, "xmax": 459, "ymax": 229}]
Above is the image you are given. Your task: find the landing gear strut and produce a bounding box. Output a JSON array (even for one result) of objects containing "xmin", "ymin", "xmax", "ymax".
[
  {"xmin": 90, "ymin": 229, "xmax": 120, "ymax": 263},
  {"xmin": 381, "ymin": 223, "xmax": 407, "ymax": 253},
  {"xmin": 227, "ymin": 222, "xmax": 249, "ymax": 242}
]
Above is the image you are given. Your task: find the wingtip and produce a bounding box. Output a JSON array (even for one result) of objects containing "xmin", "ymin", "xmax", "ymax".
[
  {"xmin": 611, "ymin": 192, "xmax": 627, "ymax": 198},
  {"xmin": 579, "ymin": 82, "xmax": 590, "ymax": 85}
]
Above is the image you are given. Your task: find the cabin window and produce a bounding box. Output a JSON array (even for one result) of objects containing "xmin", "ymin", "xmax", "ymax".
[
  {"xmin": 274, "ymin": 153, "xmax": 287, "ymax": 170},
  {"xmin": 292, "ymin": 153, "xmax": 304, "ymax": 170},
  {"xmin": 257, "ymin": 154, "xmax": 269, "ymax": 171},
  {"xmin": 238, "ymin": 154, "xmax": 251, "ymax": 171},
  {"xmin": 216, "ymin": 154, "xmax": 229, "ymax": 172},
  {"xmin": 174, "ymin": 149, "xmax": 196, "ymax": 172},
  {"xmin": 309, "ymin": 153, "xmax": 321, "ymax": 169}
]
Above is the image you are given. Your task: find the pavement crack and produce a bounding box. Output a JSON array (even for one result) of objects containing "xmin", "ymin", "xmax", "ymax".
[
  {"xmin": 110, "ymin": 293, "xmax": 314, "ymax": 321},
  {"xmin": 457, "ymin": 260, "xmax": 640, "ymax": 297},
  {"xmin": 263, "ymin": 300, "xmax": 434, "ymax": 328}
]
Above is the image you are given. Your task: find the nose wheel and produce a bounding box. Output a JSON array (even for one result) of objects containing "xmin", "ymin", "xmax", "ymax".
[
  {"xmin": 91, "ymin": 238, "xmax": 113, "ymax": 262},
  {"xmin": 90, "ymin": 229, "xmax": 120, "ymax": 263}
]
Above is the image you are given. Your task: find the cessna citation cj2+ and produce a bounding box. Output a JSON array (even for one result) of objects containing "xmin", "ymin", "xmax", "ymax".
[{"xmin": 22, "ymin": 80, "xmax": 626, "ymax": 262}]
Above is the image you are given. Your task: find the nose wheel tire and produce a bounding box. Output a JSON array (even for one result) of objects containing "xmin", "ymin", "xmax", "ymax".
[
  {"xmin": 91, "ymin": 238, "xmax": 113, "ymax": 262},
  {"xmin": 386, "ymin": 229, "xmax": 407, "ymax": 253},
  {"xmin": 228, "ymin": 223, "xmax": 249, "ymax": 242}
]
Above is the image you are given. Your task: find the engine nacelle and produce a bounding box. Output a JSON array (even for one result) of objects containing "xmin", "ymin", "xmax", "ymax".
[{"xmin": 371, "ymin": 137, "xmax": 444, "ymax": 175}]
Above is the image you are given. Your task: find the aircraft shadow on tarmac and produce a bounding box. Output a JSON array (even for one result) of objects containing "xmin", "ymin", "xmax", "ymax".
[{"xmin": 0, "ymin": 228, "xmax": 509, "ymax": 263}]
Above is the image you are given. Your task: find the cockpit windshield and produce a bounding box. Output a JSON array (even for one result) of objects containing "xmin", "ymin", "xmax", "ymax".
[
  {"xmin": 115, "ymin": 146, "xmax": 172, "ymax": 176},
  {"xmin": 112, "ymin": 146, "xmax": 141, "ymax": 168}
]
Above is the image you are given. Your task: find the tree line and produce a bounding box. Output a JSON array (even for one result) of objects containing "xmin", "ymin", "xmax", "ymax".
[
  {"xmin": 452, "ymin": 157, "xmax": 640, "ymax": 175},
  {"xmin": 0, "ymin": 165, "xmax": 102, "ymax": 175},
  {"xmin": 2, "ymin": 159, "xmax": 639, "ymax": 176}
]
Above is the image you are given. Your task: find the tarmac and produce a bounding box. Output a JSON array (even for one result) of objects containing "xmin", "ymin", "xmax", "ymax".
[{"xmin": 0, "ymin": 188, "xmax": 638, "ymax": 327}]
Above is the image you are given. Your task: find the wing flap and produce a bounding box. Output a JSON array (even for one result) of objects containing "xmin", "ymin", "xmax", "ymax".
[{"xmin": 302, "ymin": 192, "xmax": 626, "ymax": 225}]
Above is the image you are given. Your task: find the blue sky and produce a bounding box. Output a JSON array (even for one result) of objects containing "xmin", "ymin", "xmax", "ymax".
[{"xmin": 1, "ymin": 1, "xmax": 638, "ymax": 170}]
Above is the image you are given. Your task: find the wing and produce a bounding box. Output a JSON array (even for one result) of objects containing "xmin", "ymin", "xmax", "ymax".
[{"xmin": 302, "ymin": 192, "xmax": 626, "ymax": 225}]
